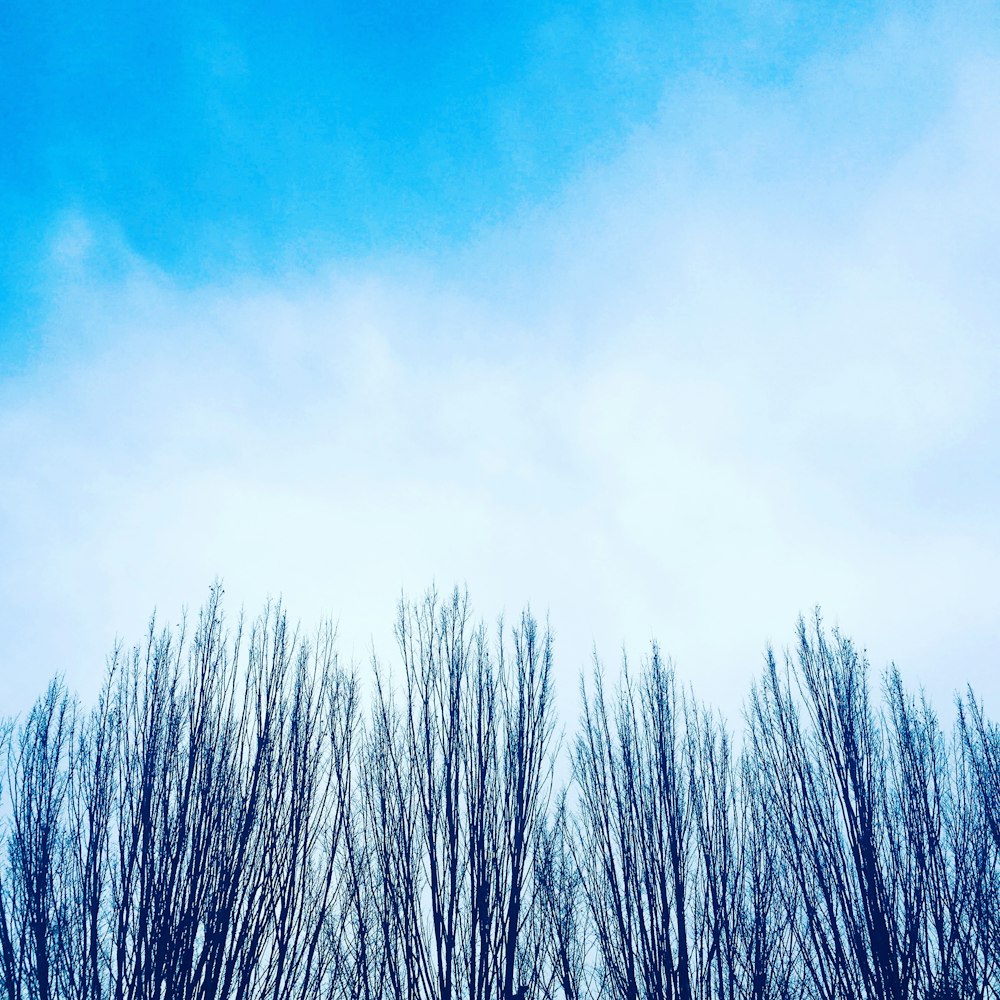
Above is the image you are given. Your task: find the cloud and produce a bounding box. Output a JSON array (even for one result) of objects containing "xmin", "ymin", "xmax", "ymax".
[{"xmin": 1, "ymin": 17, "xmax": 999, "ymax": 724}]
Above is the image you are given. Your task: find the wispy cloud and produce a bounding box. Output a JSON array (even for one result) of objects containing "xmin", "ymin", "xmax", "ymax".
[{"xmin": 2, "ymin": 9, "xmax": 998, "ymax": 720}]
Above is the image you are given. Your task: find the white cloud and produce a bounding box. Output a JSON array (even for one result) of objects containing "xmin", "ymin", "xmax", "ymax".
[{"xmin": 2, "ymin": 31, "xmax": 999, "ymax": 726}]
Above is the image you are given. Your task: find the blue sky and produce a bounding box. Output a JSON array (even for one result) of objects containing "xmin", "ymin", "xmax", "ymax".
[
  {"xmin": 2, "ymin": 1, "xmax": 999, "ymax": 718},
  {"xmin": 0, "ymin": 0, "xmax": 943, "ymax": 350}
]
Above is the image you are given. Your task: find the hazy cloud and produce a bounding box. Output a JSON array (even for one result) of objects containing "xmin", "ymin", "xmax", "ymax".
[{"xmin": 2, "ymin": 17, "xmax": 998, "ymax": 722}]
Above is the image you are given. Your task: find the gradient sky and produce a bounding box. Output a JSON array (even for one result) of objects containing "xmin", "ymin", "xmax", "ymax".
[{"xmin": 2, "ymin": 0, "xmax": 999, "ymax": 721}]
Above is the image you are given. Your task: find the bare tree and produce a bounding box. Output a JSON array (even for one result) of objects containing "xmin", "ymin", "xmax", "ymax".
[
  {"xmin": 534, "ymin": 791, "xmax": 586, "ymax": 1000},
  {"xmin": 1, "ymin": 681, "xmax": 74, "ymax": 1000},
  {"xmin": 955, "ymin": 691, "xmax": 1000, "ymax": 997},
  {"xmin": 574, "ymin": 648, "xmax": 740, "ymax": 1000},
  {"xmin": 2, "ymin": 592, "xmax": 997, "ymax": 1000},
  {"xmin": 1, "ymin": 587, "xmax": 359, "ymax": 1000},
  {"xmin": 733, "ymin": 748, "xmax": 798, "ymax": 1000},
  {"xmin": 361, "ymin": 589, "xmax": 555, "ymax": 1000},
  {"xmin": 747, "ymin": 614, "xmax": 1000, "ymax": 1000}
]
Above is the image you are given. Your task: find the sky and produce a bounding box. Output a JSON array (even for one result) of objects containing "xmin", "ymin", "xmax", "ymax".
[{"xmin": 1, "ymin": 0, "xmax": 999, "ymax": 724}]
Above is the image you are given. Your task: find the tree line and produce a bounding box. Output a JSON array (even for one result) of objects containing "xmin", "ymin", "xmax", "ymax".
[{"xmin": 1, "ymin": 586, "xmax": 998, "ymax": 1000}]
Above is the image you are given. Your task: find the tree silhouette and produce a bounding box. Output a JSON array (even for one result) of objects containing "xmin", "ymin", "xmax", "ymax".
[{"xmin": 1, "ymin": 591, "xmax": 996, "ymax": 1000}]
